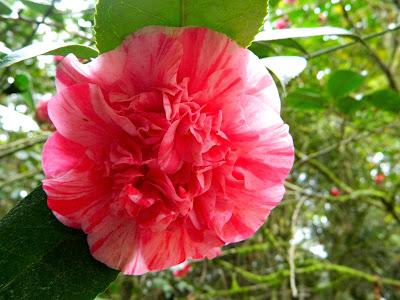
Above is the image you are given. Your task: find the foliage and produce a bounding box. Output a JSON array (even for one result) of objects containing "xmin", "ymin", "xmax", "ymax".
[
  {"xmin": 0, "ymin": 0, "xmax": 399, "ymax": 299},
  {"xmin": 0, "ymin": 187, "xmax": 118, "ymax": 299}
]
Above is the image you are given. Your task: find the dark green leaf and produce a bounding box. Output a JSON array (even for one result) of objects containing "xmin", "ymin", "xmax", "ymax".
[
  {"xmin": 0, "ymin": 186, "xmax": 118, "ymax": 300},
  {"xmin": 285, "ymin": 88, "xmax": 326, "ymax": 110},
  {"xmin": 14, "ymin": 73, "xmax": 30, "ymax": 91},
  {"xmin": 14, "ymin": 73, "xmax": 34, "ymax": 110},
  {"xmin": 363, "ymin": 89, "xmax": 400, "ymax": 113},
  {"xmin": 327, "ymin": 70, "xmax": 365, "ymax": 99},
  {"xmin": 0, "ymin": 43, "xmax": 98, "ymax": 69},
  {"xmin": 269, "ymin": 39, "xmax": 308, "ymax": 55},
  {"xmin": 94, "ymin": 0, "xmax": 267, "ymax": 53},
  {"xmin": 269, "ymin": 0, "xmax": 280, "ymax": 8},
  {"xmin": 250, "ymin": 39, "xmax": 308, "ymax": 58},
  {"xmin": 336, "ymin": 96, "xmax": 364, "ymax": 115},
  {"xmin": 0, "ymin": 1, "xmax": 12, "ymax": 15},
  {"xmin": 254, "ymin": 27, "xmax": 356, "ymax": 42},
  {"xmin": 249, "ymin": 41, "xmax": 278, "ymax": 58},
  {"xmin": 21, "ymin": 0, "xmax": 55, "ymax": 14},
  {"xmin": 20, "ymin": 0, "xmax": 64, "ymax": 24}
]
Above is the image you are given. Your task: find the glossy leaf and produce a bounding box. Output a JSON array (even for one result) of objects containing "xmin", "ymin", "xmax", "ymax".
[
  {"xmin": 0, "ymin": 187, "xmax": 118, "ymax": 300},
  {"xmin": 327, "ymin": 70, "xmax": 365, "ymax": 99},
  {"xmin": 363, "ymin": 89, "xmax": 400, "ymax": 113},
  {"xmin": 94, "ymin": 0, "xmax": 267, "ymax": 52},
  {"xmin": 0, "ymin": 1, "xmax": 12, "ymax": 15},
  {"xmin": 261, "ymin": 56, "xmax": 307, "ymax": 85},
  {"xmin": 250, "ymin": 39, "xmax": 308, "ymax": 58},
  {"xmin": 254, "ymin": 27, "xmax": 355, "ymax": 42},
  {"xmin": 0, "ymin": 43, "xmax": 98, "ymax": 69}
]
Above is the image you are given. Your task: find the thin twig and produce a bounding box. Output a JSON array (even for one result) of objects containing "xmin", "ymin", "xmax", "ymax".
[
  {"xmin": 0, "ymin": 16, "xmax": 92, "ymax": 41},
  {"xmin": 306, "ymin": 24, "xmax": 400, "ymax": 60},
  {"xmin": 289, "ymin": 195, "xmax": 306, "ymax": 298},
  {"xmin": 0, "ymin": 169, "xmax": 41, "ymax": 190},
  {"xmin": 23, "ymin": 0, "xmax": 58, "ymax": 47},
  {"xmin": 296, "ymin": 122, "xmax": 400, "ymax": 165},
  {"xmin": 0, "ymin": 134, "xmax": 50, "ymax": 159}
]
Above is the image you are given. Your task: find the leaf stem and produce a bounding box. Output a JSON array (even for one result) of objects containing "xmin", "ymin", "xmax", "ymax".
[{"xmin": 306, "ymin": 24, "xmax": 400, "ymax": 60}]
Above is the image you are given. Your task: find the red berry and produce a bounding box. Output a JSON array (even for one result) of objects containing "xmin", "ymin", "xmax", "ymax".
[
  {"xmin": 330, "ymin": 187, "xmax": 340, "ymax": 197},
  {"xmin": 374, "ymin": 173, "xmax": 385, "ymax": 184}
]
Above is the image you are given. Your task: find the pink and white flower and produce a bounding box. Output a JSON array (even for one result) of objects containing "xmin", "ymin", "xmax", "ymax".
[{"xmin": 42, "ymin": 26, "xmax": 294, "ymax": 275}]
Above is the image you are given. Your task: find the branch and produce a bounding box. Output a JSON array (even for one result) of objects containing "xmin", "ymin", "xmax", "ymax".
[
  {"xmin": 306, "ymin": 24, "xmax": 400, "ymax": 60},
  {"xmin": 0, "ymin": 134, "xmax": 50, "ymax": 159},
  {"xmin": 0, "ymin": 16, "xmax": 92, "ymax": 41},
  {"xmin": 198, "ymin": 283, "xmax": 269, "ymax": 298},
  {"xmin": 295, "ymin": 122, "xmax": 400, "ymax": 165},
  {"xmin": 0, "ymin": 169, "xmax": 41, "ymax": 190},
  {"xmin": 289, "ymin": 195, "xmax": 306, "ymax": 298},
  {"xmin": 23, "ymin": 0, "xmax": 58, "ymax": 47},
  {"xmin": 220, "ymin": 243, "xmax": 272, "ymax": 257},
  {"xmin": 284, "ymin": 182, "xmax": 400, "ymax": 223},
  {"xmin": 295, "ymin": 151, "xmax": 353, "ymax": 193},
  {"xmin": 216, "ymin": 260, "xmax": 400, "ymax": 288}
]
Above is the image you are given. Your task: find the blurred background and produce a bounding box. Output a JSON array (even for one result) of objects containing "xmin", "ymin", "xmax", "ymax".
[{"xmin": 0, "ymin": 0, "xmax": 399, "ymax": 299}]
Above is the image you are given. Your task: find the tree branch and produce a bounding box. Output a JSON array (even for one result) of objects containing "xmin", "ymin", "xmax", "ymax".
[
  {"xmin": 216, "ymin": 260, "xmax": 400, "ymax": 288},
  {"xmin": 306, "ymin": 24, "xmax": 400, "ymax": 60},
  {"xmin": 0, "ymin": 134, "xmax": 50, "ymax": 159}
]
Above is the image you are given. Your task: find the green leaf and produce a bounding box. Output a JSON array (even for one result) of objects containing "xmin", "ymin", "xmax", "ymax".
[
  {"xmin": 261, "ymin": 56, "xmax": 307, "ymax": 85},
  {"xmin": 254, "ymin": 27, "xmax": 356, "ymax": 42},
  {"xmin": 14, "ymin": 73, "xmax": 35, "ymax": 110},
  {"xmin": 0, "ymin": 1, "xmax": 12, "ymax": 15},
  {"xmin": 20, "ymin": 0, "xmax": 64, "ymax": 24},
  {"xmin": 285, "ymin": 88, "xmax": 326, "ymax": 111},
  {"xmin": 327, "ymin": 70, "xmax": 365, "ymax": 99},
  {"xmin": 250, "ymin": 39, "xmax": 308, "ymax": 58},
  {"xmin": 249, "ymin": 41, "xmax": 278, "ymax": 58},
  {"xmin": 0, "ymin": 43, "xmax": 98, "ymax": 69},
  {"xmin": 94, "ymin": 0, "xmax": 267, "ymax": 53},
  {"xmin": 363, "ymin": 89, "xmax": 400, "ymax": 113},
  {"xmin": 0, "ymin": 186, "xmax": 118, "ymax": 300},
  {"xmin": 268, "ymin": 39, "xmax": 308, "ymax": 55},
  {"xmin": 21, "ymin": 0, "xmax": 52, "ymax": 14},
  {"xmin": 336, "ymin": 96, "xmax": 364, "ymax": 115}
]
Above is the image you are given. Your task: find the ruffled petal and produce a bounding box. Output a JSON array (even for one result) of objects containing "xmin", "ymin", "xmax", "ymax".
[
  {"xmin": 42, "ymin": 132, "xmax": 86, "ymax": 177},
  {"xmin": 122, "ymin": 29, "xmax": 183, "ymax": 92},
  {"xmin": 56, "ymin": 48, "xmax": 127, "ymax": 91},
  {"xmin": 88, "ymin": 218, "xmax": 221, "ymax": 275},
  {"xmin": 219, "ymin": 183, "xmax": 286, "ymax": 242},
  {"xmin": 48, "ymin": 83, "xmax": 126, "ymax": 147}
]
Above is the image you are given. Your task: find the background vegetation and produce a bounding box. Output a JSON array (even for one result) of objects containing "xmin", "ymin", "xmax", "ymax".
[{"xmin": 0, "ymin": 0, "xmax": 399, "ymax": 299}]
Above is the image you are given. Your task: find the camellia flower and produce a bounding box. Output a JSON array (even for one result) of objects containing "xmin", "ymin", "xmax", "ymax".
[{"xmin": 42, "ymin": 26, "xmax": 294, "ymax": 275}]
